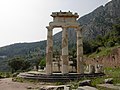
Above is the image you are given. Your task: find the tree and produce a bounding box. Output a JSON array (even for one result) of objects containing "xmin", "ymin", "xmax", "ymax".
[
  {"xmin": 83, "ymin": 41, "xmax": 93, "ymax": 54},
  {"xmin": 39, "ymin": 57, "xmax": 46, "ymax": 69},
  {"xmin": 8, "ymin": 57, "xmax": 30, "ymax": 73}
]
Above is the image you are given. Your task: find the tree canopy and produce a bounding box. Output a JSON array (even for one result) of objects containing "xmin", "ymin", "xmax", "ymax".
[{"xmin": 8, "ymin": 57, "xmax": 31, "ymax": 73}]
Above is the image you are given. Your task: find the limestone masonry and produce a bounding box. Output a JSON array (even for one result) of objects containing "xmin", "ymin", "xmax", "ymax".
[{"xmin": 46, "ymin": 11, "xmax": 84, "ymax": 75}]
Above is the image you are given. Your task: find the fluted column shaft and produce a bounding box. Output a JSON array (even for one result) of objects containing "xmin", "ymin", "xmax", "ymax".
[
  {"xmin": 62, "ymin": 26, "xmax": 69, "ymax": 74},
  {"xmin": 76, "ymin": 27, "xmax": 84, "ymax": 74},
  {"xmin": 46, "ymin": 26, "xmax": 53, "ymax": 75}
]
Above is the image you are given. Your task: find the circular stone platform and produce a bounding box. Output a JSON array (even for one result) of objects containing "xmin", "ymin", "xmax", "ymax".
[{"xmin": 18, "ymin": 72, "xmax": 105, "ymax": 82}]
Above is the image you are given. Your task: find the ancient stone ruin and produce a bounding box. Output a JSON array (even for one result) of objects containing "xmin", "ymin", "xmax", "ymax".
[
  {"xmin": 46, "ymin": 11, "xmax": 84, "ymax": 75},
  {"xmin": 18, "ymin": 11, "xmax": 104, "ymax": 82}
]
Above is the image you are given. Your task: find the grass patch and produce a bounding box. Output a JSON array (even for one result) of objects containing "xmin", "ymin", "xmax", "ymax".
[
  {"xmin": 88, "ymin": 45, "xmax": 120, "ymax": 58},
  {"xmin": 69, "ymin": 81, "xmax": 79, "ymax": 89},
  {"xmin": 12, "ymin": 77, "xmax": 40, "ymax": 84},
  {"xmin": 55, "ymin": 82, "xmax": 65, "ymax": 85},
  {"xmin": 11, "ymin": 67, "xmax": 120, "ymax": 89},
  {"xmin": 88, "ymin": 47, "xmax": 112, "ymax": 58},
  {"xmin": 69, "ymin": 67, "xmax": 120, "ymax": 89},
  {"xmin": 91, "ymin": 77, "xmax": 105, "ymax": 87},
  {"xmin": 104, "ymin": 67, "xmax": 120, "ymax": 84},
  {"xmin": 0, "ymin": 72, "xmax": 12, "ymax": 78}
]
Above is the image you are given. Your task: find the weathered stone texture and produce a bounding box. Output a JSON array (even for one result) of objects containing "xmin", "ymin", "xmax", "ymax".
[
  {"xmin": 46, "ymin": 11, "xmax": 84, "ymax": 74},
  {"xmin": 85, "ymin": 47, "xmax": 120, "ymax": 68}
]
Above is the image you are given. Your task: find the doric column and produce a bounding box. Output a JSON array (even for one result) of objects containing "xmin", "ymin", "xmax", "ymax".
[
  {"xmin": 46, "ymin": 26, "xmax": 53, "ymax": 75},
  {"xmin": 76, "ymin": 27, "xmax": 84, "ymax": 74},
  {"xmin": 62, "ymin": 26, "xmax": 69, "ymax": 74}
]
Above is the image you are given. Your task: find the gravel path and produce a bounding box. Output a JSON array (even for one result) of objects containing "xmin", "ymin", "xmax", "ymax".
[{"xmin": 0, "ymin": 78, "xmax": 43, "ymax": 90}]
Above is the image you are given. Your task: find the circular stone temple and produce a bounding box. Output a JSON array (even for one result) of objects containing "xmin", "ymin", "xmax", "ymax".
[
  {"xmin": 18, "ymin": 11, "xmax": 105, "ymax": 82},
  {"xmin": 46, "ymin": 11, "xmax": 84, "ymax": 75}
]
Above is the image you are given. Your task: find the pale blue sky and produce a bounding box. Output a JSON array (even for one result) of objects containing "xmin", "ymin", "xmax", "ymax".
[{"xmin": 0, "ymin": 0, "xmax": 111, "ymax": 47}]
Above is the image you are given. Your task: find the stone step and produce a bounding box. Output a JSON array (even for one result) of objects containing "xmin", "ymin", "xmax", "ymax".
[{"xmin": 18, "ymin": 73, "xmax": 105, "ymax": 82}]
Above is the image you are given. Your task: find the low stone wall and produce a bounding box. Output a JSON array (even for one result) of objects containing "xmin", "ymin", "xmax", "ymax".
[{"xmin": 85, "ymin": 47, "xmax": 120, "ymax": 68}]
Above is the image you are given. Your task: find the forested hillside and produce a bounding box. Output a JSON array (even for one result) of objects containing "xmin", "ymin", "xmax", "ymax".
[
  {"xmin": 53, "ymin": 0, "xmax": 120, "ymax": 50},
  {"xmin": 79, "ymin": 0, "xmax": 120, "ymax": 40},
  {"xmin": 0, "ymin": 41, "xmax": 46, "ymax": 57},
  {"xmin": 0, "ymin": 0, "xmax": 120, "ymax": 71}
]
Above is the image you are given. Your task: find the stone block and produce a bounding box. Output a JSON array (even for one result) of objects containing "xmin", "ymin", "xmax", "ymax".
[
  {"xmin": 88, "ymin": 65, "xmax": 95, "ymax": 74},
  {"xmin": 77, "ymin": 86, "xmax": 98, "ymax": 90},
  {"xmin": 79, "ymin": 80, "xmax": 91, "ymax": 86},
  {"xmin": 104, "ymin": 78, "xmax": 113, "ymax": 84}
]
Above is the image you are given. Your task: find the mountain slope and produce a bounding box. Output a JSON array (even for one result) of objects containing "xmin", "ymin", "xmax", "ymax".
[
  {"xmin": 53, "ymin": 0, "xmax": 120, "ymax": 49},
  {"xmin": 79, "ymin": 0, "xmax": 120, "ymax": 40},
  {"xmin": 0, "ymin": 0, "xmax": 120, "ymax": 58},
  {"xmin": 0, "ymin": 41, "xmax": 46, "ymax": 57},
  {"xmin": 0, "ymin": 0, "xmax": 120, "ymax": 71}
]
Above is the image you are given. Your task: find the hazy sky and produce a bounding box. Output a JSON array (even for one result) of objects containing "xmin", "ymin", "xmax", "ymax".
[{"xmin": 0, "ymin": 0, "xmax": 111, "ymax": 47}]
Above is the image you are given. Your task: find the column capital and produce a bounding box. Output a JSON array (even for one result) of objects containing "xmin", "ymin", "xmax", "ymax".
[
  {"xmin": 46, "ymin": 26, "xmax": 53, "ymax": 30},
  {"xmin": 76, "ymin": 26, "xmax": 83, "ymax": 32},
  {"xmin": 62, "ymin": 25, "xmax": 68, "ymax": 29}
]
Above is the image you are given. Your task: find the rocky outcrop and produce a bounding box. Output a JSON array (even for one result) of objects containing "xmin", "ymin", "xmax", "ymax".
[
  {"xmin": 53, "ymin": 0, "xmax": 120, "ymax": 48},
  {"xmin": 78, "ymin": 0, "xmax": 120, "ymax": 40}
]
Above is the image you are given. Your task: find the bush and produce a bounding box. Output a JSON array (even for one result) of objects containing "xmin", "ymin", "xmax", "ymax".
[
  {"xmin": 8, "ymin": 57, "xmax": 31, "ymax": 73},
  {"xmin": 39, "ymin": 57, "xmax": 46, "ymax": 69},
  {"xmin": 106, "ymin": 40, "xmax": 115, "ymax": 47}
]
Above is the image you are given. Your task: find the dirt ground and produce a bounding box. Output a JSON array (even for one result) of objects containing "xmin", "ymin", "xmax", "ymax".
[{"xmin": 0, "ymin": 78, "xmax": 45, "ymax": 90}]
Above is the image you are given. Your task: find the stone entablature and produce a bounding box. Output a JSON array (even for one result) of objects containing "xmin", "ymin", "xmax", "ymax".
[{"xmin": 50, "ymin": 11, "xmax": 79, "ymax": 28}]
